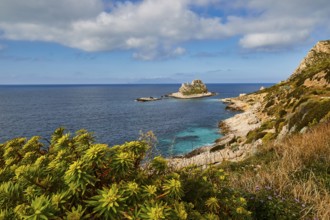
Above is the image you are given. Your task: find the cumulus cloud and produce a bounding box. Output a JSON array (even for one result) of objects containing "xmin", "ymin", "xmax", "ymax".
[
  {"xmin": 239, "ymin": 31, "xmax": 310, "ymax": 50},
  {"xmin": 0, "ymin": 0, "xmax": 329, "ymax": 59},
  {"xmin": 233, "ymin": 0, "xmax": 330, "ymax": 50}
]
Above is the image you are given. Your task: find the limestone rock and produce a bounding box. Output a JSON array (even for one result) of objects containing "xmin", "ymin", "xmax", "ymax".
[
  {"xmin": 303, "ymin": 71, "xmax": 330, "ymax": 88},
  {"xmin": 179, "ymin": 79, "xmax": 208, "ymax": 95},
  {"xmin": 290, "ymin": 40, "xmax": 330, "ymax": 80}
]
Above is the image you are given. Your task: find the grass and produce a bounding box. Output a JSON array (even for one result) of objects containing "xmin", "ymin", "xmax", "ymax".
[{"xmin": 220, "ymin": 122, "xmax": 330, "ymax": 219}]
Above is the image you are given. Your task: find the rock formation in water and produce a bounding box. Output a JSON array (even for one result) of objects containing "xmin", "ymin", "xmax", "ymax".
[
  {"xmin": 169, "ymin": 79, "xmax": 215, "ymax": 99},
  {"xmin": 178, "ymin": 79, "xmax": 208, "ymax": 95}
]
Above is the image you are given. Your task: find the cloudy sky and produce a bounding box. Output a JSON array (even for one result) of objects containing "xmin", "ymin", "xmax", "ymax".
[{"xmin": 0, "ymin": 0, "xmax": 329, "ymax": 84}]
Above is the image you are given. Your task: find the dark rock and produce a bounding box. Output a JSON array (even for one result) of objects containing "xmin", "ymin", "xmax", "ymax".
[
  {"xmin": 210, "ymin": 144, "xmax": 225, "ymax": 152},
  {"xmin": 135, "ymin": 97, "xmax": 161, "ymax": 102},
  {"xmin": 184, "ymin": 146, "xmax": 210, "ymax": 158},
  {"xmin": 218, "ymin": 121, "xmax": 231, "ymax": 134}
]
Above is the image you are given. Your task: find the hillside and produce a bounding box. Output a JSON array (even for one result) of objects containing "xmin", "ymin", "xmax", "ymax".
[
  {"xmin": 222, "ymin": 121, "xmax": 330, "ymax": 219},
  {"xmin": 222, "ymin": 40, "xmax": 330, "ymax": 146},
  {"xmin": 215, "ymin": 40, "xmax": 330, "ymax": 219}
]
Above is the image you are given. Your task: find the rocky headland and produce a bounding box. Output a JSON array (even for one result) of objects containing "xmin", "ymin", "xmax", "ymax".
[
  {"xmin": 169, "ymin": 40, "xmax": 330, "ymax": 169},
  {"xmin": 168, "ymin": 79, "xmax": 215, "ymax": 99}
]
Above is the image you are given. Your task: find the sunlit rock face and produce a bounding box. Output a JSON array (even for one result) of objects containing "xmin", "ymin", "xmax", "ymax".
[
  {"xmin": 290, "ymin": 40, "xmax": 330, "ymax": 80},
  {"xmin": 178, "ymin": 79, "xmax": 208, "ymax": 95}
]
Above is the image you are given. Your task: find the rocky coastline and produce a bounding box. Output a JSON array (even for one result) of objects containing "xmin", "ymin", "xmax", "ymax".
[{"xmin": 168, "ymin": 93, "xmax": 267, "ymax": 169}]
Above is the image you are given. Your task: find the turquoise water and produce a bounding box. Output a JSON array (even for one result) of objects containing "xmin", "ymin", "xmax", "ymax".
[{"xmin": 161, "ymin": 126, "xmax": 220, "ymax": 155}]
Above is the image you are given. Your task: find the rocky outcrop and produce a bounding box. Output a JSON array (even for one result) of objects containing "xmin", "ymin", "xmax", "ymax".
[
  {"xmin": 136, "ymin": 97, "xmax": 161, "ymax": 102},
  {"xmin": 303, "ymin": 71, "xmax": 330, "ymax": 88},
  {"xmin": 169, "ymin": 79, "xmax": 215, "ymax": 99},
  {"xmin": 179, "ymin": 79, "xmax": 208, "ymax": 95},
  {"xmin": 290, "ymin": 40, "xmax": 330, "ymax": 80}
]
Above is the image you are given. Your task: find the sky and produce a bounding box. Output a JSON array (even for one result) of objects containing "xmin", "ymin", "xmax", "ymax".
[{"xmin": 0, "ymin": 0, "xmax": 329, "ymax": 84}]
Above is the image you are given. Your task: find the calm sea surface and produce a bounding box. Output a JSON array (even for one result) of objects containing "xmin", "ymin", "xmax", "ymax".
[{"xmin": 0, "ymin": 84, "xmax": 271, "ymax": 156}]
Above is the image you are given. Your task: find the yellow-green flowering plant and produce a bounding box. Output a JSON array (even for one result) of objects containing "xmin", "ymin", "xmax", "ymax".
[{"xmin": 0, "ymin": 128, "xmax": 251, "ymax": 219}]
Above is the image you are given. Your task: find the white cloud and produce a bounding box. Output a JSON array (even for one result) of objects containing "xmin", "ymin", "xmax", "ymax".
[
  {"xmin": 239, "ymin": 31, "xmax": 310, "ymax": 50},
  {"xmin": 231, "ymin": 0, "xmax": 330, "ymax": 49},
  {"xmin": 0, "ymin": 0, "xmax": 329, "ymax": 59},
  {"xmin": 0, "ymin": 0, "xmax": 228, "ymax": 59}
]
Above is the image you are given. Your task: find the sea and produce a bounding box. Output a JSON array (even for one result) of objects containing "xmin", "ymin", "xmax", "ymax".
[{"xmin": 0, "ymin": 84, "xmax": 271, "ymax": 156}]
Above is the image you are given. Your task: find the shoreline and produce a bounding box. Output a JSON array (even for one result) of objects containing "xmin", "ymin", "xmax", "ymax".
[
  {"xmin": 168, "ymin": 93, "xmax": 266, "ymax": 169},
  {"xmin": 168, "ymin": 92, "xmax": 216, "ymax": 99}
]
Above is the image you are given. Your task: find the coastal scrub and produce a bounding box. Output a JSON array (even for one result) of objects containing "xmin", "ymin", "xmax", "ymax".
[{"xmin": 0, "ymin": 128, "xmax": 251, "ymax": 219}]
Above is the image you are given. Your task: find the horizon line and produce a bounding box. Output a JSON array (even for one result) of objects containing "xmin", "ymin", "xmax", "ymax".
[{"xmin": 0, "ymin": 82, "xmax": 276, "ymax": 86}]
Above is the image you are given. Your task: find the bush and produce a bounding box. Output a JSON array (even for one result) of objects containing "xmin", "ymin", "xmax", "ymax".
[
  {"xmin": 247, "ymin": 187, "xmax": 307, "ymax": 220},
  {"xmin": 289, "ymin": 99, "xmax": 330, "ymax": 131},
  {"xmin": 0, "ymin": 128, "xmax": 251, "ymax": 219},
  {"xmin": 262, "ymin": 133, "xmax": 277, "ymax": 143},
  {"xmin": 246, "ymin": 131, "xmax": 268, "ymax": 144}
]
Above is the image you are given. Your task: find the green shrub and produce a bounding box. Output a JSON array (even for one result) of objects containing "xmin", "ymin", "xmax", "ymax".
[
  {"xmin": 246, "ymin": 131, "xmax": 267, "ymax": 144},
  {"xmin": 260, "ymin": 120, "xmax": 276, "ymax": 130},
  {"xmin": 247, "ymin": 187, "xmax": 308, "ymax": 219},
  {"xmin": 262, "ymin": 133, "xmax": 277, "ymax": 143},
  {"xmin": 289, "ymin": 99, "xmax": 330, "ymax": 131},
  {"xmin": 0, "ymin": 128, "xmax": 251, "ymax": 219}
]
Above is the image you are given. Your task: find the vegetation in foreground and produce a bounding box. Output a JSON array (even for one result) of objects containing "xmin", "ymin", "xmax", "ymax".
[
  {"xmin": 0, "ymin": 128, "xmax": 251, "ymax": 220},
  {"xmin": 222, "ymin": 122, "xmax": 330, "ymax": 219},
  {"xmin": 2, "ymin": 122, "xmax": 329, "ymax": 219}
]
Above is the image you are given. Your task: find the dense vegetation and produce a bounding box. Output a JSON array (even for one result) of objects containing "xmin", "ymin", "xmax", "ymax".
[{"xmin": 0, "ymin": 128, "xmax": 251, "ymax": 219}]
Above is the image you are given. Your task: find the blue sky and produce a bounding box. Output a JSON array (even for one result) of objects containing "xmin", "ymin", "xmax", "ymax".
[{"xmin": 0, "ymin": 0, "xmax": 329, "ymax": 84}]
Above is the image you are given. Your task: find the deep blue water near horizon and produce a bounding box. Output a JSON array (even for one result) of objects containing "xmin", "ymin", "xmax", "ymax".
[{"xmin": 0, "ymin": 84, "xmax": 272, "ymax": 156}]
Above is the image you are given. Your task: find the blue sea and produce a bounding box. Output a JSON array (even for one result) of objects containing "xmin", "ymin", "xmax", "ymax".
[{"xmin": 0, "ymin": 84, "xmax": 270, "ymax": 156}]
